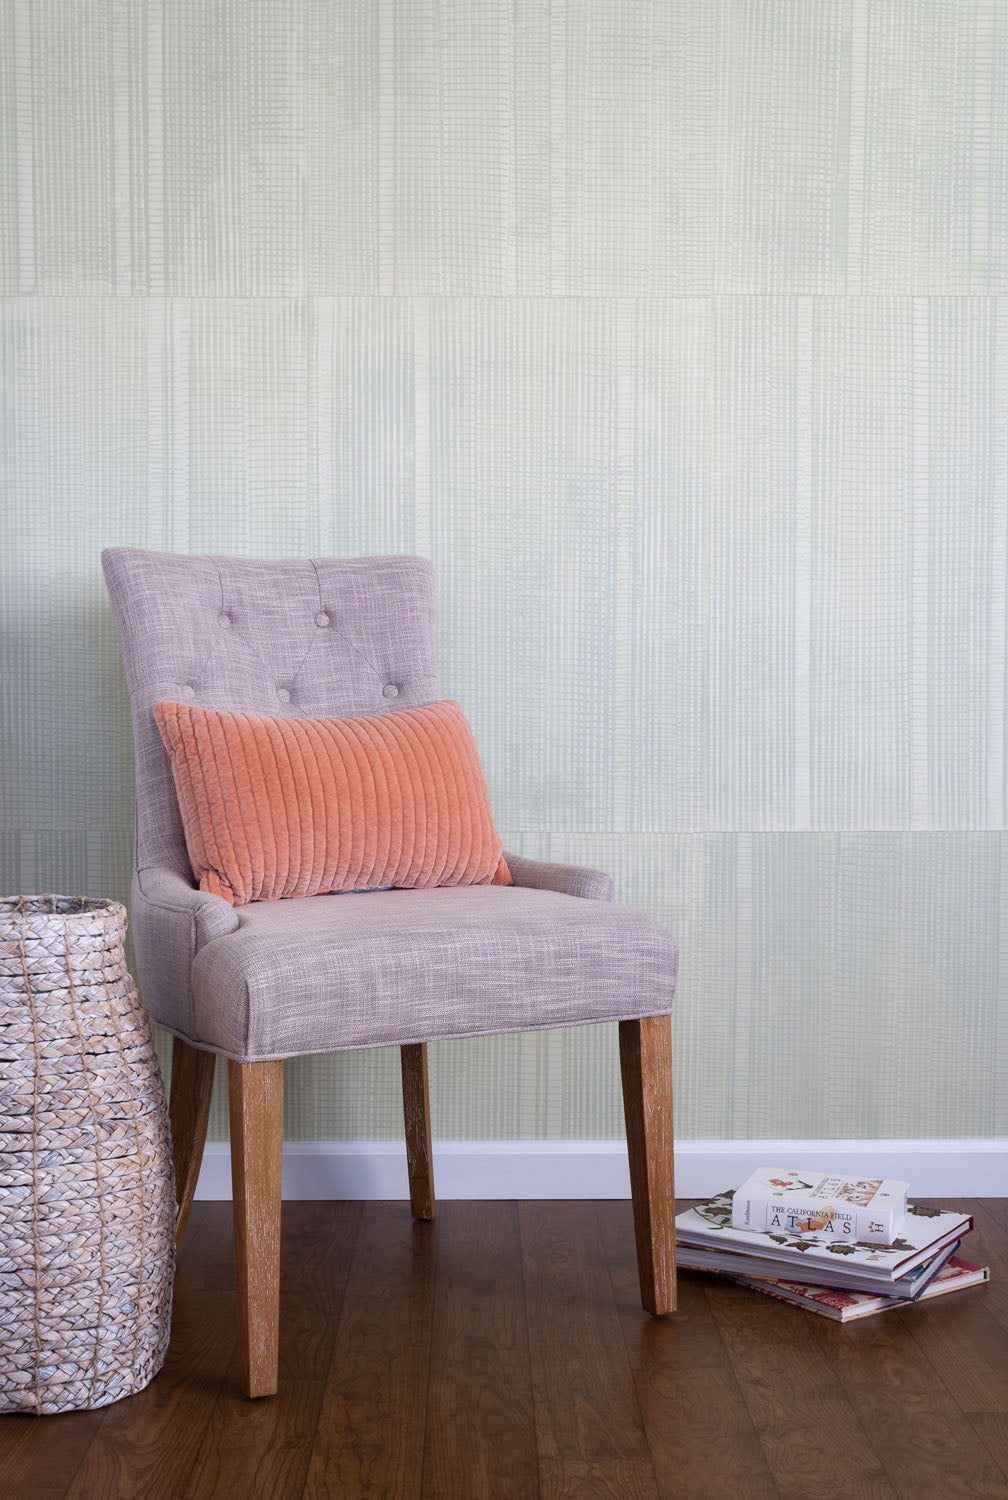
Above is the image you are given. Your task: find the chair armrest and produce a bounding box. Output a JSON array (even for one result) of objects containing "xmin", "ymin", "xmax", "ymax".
[
  {"xmin": 136, "ymin": 866, "xmax": 240, "ymax": 947},
  {"xmin": 130, "ymin": 866, "xmax": 240, "ymax": 1037},
  {"xmin": 502, "ymin": 851, "xmax": 614, "ymax": 902}
]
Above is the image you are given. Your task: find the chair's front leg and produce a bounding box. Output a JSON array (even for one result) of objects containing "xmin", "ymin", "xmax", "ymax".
[
  {"xmin": 400, "ymin": 1042, "xmax": 435, "ymax": 1220},
  {"xmin": 169, "ymin": 1037, "xmax": 216, "ymax": 1252},
  {"xmin": 618, "ymin": 1015, "xmax": 676, "ymax": 1315},
  {"xmin": 228, "ymin": 1058, "xmax": 284, "ymax": 1397}
]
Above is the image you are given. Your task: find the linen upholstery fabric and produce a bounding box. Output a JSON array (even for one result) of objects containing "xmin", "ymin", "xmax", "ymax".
[
  {"xmin": 153, "ymin": 697, "xmax": 511, "ymax": 904},
  {"xmin": 129, "ymin": 852, "xmax": 621, "ymax": 1044},
  {"xmin": 188, "ymin": 884, "xmax": 679, "ymax": 1060},
  {"xmin": 102, "ymin": 549, "xmax": 440, "ymax": 882},
  {"xmin": 103, "ymin": 547, "xmax": 440, "ymax": 1031},
  {"xmin": 102, "ymin": 547, "xmax": 678, "ymax": 1061},
  {"xmin": 503, "ymin": 851, "xmax": 613, "ymax": 903}
]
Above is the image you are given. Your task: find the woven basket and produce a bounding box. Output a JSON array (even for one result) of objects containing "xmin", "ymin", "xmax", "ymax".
[{"xmin": 0, "ymin": 896, "xmax": 175, "ymax": 1414}]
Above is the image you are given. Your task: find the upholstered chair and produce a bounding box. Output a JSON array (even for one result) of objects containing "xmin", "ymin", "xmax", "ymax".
[{"xmin": 102, "ymin": 548, "xmax": 679, "ymax": 1398}]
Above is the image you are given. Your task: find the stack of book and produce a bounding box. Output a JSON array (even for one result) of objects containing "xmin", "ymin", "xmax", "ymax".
[{"xmin": 676, "ymin": 1167, "xmax": 989, "ymax": 1322}]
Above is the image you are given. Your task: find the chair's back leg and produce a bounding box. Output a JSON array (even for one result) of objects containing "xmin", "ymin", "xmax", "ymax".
[
  {"xmin": 228, "ymin": 1058, "xmax": 284, "ymax": 1398},
  {"xmin": 619, "ymin": 1015, "xmax": 677, "ymax": 1315},
  {"xmin": 169, "ymin": 1037, "xmax": 216, "ymax": 1251},
  {"xmin": 400, "ymin": 1042, "xmax": 435, "ymax": 1219}
]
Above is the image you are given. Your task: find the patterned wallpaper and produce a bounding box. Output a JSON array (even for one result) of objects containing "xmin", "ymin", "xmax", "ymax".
[{"xmin": 2, "ymin": 1, "xmax": 1007, "ymax": 1142}]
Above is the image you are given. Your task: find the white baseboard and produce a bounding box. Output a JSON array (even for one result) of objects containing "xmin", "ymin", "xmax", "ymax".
[{"xmin": 194, "ymin": 1137, "xmax": 1008, "ymax": 1201}]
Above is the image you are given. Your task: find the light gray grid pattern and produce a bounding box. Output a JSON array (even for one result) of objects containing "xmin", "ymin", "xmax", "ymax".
[
  {"xmin": 3, "ymin": 1, "xmax": 1008, "ymax": 1138},
  {"xmin": 6, "ymin": 1, "xmax": 1006, "ymax": 296}
]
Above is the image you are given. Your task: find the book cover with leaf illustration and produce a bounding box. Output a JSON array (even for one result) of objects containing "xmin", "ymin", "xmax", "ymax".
[
  {"xmin": 676, "ymin": 1190, "xmax": 971, "ymax": 1283},
  {"xmin": 732, "ymin": 1255, "xmax": 989, "ymax": 1321}
]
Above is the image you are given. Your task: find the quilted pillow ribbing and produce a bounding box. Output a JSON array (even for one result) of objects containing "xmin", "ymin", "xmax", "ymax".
[{"xmin": 153, "ymin": 699, "xmax": 511, "ymax": 905}]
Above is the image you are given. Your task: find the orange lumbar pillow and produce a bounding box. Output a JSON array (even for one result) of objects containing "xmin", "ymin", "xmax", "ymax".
[{"xmin": 153, "ymin": 698, "xmax": 512, "ymax": 905}]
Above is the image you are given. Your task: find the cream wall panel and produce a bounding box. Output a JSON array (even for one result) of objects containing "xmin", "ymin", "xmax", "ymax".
[
  {"xmin": 430, "ymin": 298, "xmax": 630, "ymax": 832},
  {"xmin": 708, "ymin": 298, "xmax": 800, "ymax": 828},
  {"xmin": 306, "ymin": 2, "xmax": 381, "ymax": 294},
  {"xmin": 0, "ymin": 829, "xmax": 132, "ymax": 912},
  {"xmin": 852, "ymin": 0, "xmax": 1008, "ymax": 294},
  {"xmin": 143, "ymin": 301, "xmax": 193, "ymax": 554},
  {"xmin": 185, "ymin": 300, "xmax": 314, "ymax": 553},
  {"xmin": 282, "ymin": 1050, "xmax": 405, "ymax": 1143},
  {"xmin": 308, "ymin": 0, "xmax": 530, "ymax": 295},
  {"xmin": 714, "ymin": 1, "xmax": 849, "ymax": 294},
  {"xmin": 744, "ymin": 833, "xmax": 1004, "ymax": 1138},
  {"xmin": 1, "ymin": 4, "xmax": 20, "ymax": 288},
  {"xmin": 808, "ymin": 298, "xmax": 1007, "ymax": 830},
  {"xmin": 0, "ymin": 299, "xmax": 148, "ymax": 831},
  {"xmin": 315, "ymin": 297, "xmax": 419, "ymax": 554},
  {"xmin": 4, "ymin": 0, "xmax": 148, "ymax": 293},
  {"xmin": 926, "ymin": 299, "xmax": 1004, "ymax": 828},
  {"xmin": 307, "ymin": 0, "xmax": 716, "ymax": 296},
  {"xmin": 561, "ymin": 1, "xmax": 715, "ymax": 294},
  {"xmin": 7, "ymin": 3, "xmax": 1008, "ymax": 297},
  {"xmin": 161, "ymin": 2, "xmax": 306, "ymax": 295},
  {"xmin": 808, "ymin": 298, "xmax": 914, "ymax": 828},
  {"xmin": 625, "ymin": 300, "xmax": 711, "ymax": 830}
]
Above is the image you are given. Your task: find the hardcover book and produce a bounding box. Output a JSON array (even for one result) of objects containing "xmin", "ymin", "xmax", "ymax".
[
  {"xmin": 676, "ymin": 1235, "xmax": 959, "ymax": 1298},
  {"xmin": 732, "ymin": 1255, "xmax": 989, "ymax": 1322},
  {"xmin": 731, "ymin": 1167, "xmax": 907, "ymax": 1244},
  {"xmin": 677, "ymin": 1190, "xmax": 971, "ymax": 1286}
]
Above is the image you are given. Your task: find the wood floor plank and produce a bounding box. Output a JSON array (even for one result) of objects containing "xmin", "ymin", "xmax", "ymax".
[
  {"xmin": 811, "ymin": 1305, "xmax": 1008, "ymax": 1499},
  {"xmin": 180, "ymin": 1203, "xmax": 362, "ymax": 1500},
  {"xmin": 706, "ymin": 1276, "xmax": 901, "ymax": 1500},
  {"xmin": 952, "ymin": 1203, "xmax": 1008, "ymax": 1336},
  {"xmin": 519, "ymin": 1200, "xmax": 660, "ymax": 1499},
  {"xmin": 303, "ymin": 1202, "xmax": 436, "ymax": 1500},
  {"xmin": 905, "ymin": 1291, "xmax": 1008, "ymax": 1415},
  {"xmin": 967, "ymin": 1416, "xmax": 1008, "ymax": 1491},
  {"xmin": 3, "ymin": 1197, "xmax": 1006, "ymax": 1500},
  {"xmin": 539, "ymin": 1459, "xmax": 666, "ymax": 1498},
  {"xmin": 181, "ymin": 1379, "xmax": 326, "ymax": 1500},
  {"xmin": 275, "ymin": 1202, "xmax": 364, "ymax": 1381},
  {"xmin": 59, "ymin": 1285, "xmax": 238, "ymax": 1500},
  {"xmin": 420, "ymin": 1202, "xmax": 538, "ymax": 1500},
  {"xmin": 983, "ymin": 1199, "xmax": 1008, "ymax": 1233},
  {"xmin": 173, "ymin": 1201, "xmax": 236, "ymax": 1290},
  {"xmin": 0, "ymin": 1410, "xmax": 112, "ymax": 1500},
  {"xmin": 596, "ymin": 1201, "xmax": 780, "ymax": 1500},
  {"xmin": 898, "ymin": 1204, "xmax": 1008, "ymax": 1418},
  {"xmin": 892, "ymin": 1201, "xmax": 1008, "ymax": 1489}
]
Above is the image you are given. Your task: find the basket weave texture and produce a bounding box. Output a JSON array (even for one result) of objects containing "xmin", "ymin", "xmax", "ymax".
[{"xmin": 0, "ymin": 896, "xmax": 175, "ymax": 1414}]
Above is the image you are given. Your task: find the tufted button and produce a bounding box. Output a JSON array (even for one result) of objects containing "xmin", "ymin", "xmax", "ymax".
[
  {"xmin": 181, "ymin": 684, "xmax": 196, "ymax": 699},
  {"xmin": 217, "ymin": 611, "xmax": 231, "ymax": 629},
  {"xmin": 277, "ymin": 687, "xmax": 291, "ymax": 704},
  {"xmin": 382, "ymin": 683, "xmax": 399, "ymax": 699},
  {"xmin": 315, "ymin": 611, "xmax": 330, "ymax": 628}
]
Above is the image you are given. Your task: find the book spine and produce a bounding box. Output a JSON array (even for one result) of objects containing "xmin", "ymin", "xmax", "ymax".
[{"xmin": 732, "ymin": 1194, "xmax": 899, "ymax": 1244}]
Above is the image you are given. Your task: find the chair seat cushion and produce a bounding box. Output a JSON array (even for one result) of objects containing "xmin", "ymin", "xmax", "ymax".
[{"xmin": 189, "ymin": 885, "xmax": 678, "ymax": 1061}]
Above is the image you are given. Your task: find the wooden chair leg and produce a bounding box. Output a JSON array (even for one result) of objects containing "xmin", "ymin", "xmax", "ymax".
[
  {"xmin": 619, "ymin": 1015, "xmax": 677, "ymax": 1316},
  {"xmin": 228, "ymin": 1058, "xmax": 284, "ymax": 1398},
  {"xmin": 400, "ymin": 1042, "xmax": 435, "ymax": 1220},
  {"xmin": 169, "ymin": 1037, "xmax": 216, "ymax": 1252}
]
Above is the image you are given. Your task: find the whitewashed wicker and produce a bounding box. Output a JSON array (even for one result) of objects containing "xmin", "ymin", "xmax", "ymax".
[{"xmin": 0, "ymin": 896, "xmax": 175, "ymax": 1414}]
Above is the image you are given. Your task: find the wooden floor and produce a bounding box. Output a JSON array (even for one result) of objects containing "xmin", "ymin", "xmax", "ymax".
[{"xmin": 3, "ymin": 1198, "xmax": 1008, "ymax": 1500}]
